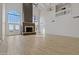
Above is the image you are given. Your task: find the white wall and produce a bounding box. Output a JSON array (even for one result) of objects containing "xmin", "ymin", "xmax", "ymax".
[
  {"xmin": 44, "ymin": 3, "xmax": 79, "ymax": 38},
  {"xmin": 39, "ymin": 10, "xmax": 46, "ymax": 34},
  {"xmin": 33, "ymin": 5, "xmax": 46, "ymax": 34},
  {"xmin": 0, "ymin": 4, "xmax": 2, "ymax": 40},
  {"xmin": 33, "ymin": 6, "xmax": 40, "ymax": 33},
  {"xmin": 4, "ymin": 3, "xmax": 23, "ymax": 36}
]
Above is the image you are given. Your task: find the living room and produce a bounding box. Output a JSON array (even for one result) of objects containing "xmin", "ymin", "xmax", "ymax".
[{"xmin": 0, "ymin": 3, "xmax": 79, "ymax": 55}]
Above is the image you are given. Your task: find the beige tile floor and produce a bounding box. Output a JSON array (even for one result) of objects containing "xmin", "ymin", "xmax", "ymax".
[{"xmin": 0, "ymin": 34, "xmax": 79, "ymax": 55}]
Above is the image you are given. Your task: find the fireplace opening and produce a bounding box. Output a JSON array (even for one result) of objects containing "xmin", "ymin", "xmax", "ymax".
[
  {"xmin": 25, "ymin": 26, "xmax": 34, "ymax": 33},
  {"xmin": 26, "ymin": 27, "xmax": 32, "ymax": 32}
]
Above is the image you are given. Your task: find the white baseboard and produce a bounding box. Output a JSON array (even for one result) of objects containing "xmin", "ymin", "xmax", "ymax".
[{"xmin": 46, "ymin": 33, "xmax": 79, "ymax": 38}]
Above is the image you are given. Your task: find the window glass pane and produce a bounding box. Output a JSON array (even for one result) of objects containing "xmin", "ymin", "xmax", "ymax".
[
  {"xmin": 9, "ymin": 24, "xmax": 14, "ymax": 32},
  {"xmin": 15, "ymin": 25, "xmax": 19, "ymax": 31},
  {"xmin": 8, "ymin": 10, "xmax": 20, "ymax": 24}
]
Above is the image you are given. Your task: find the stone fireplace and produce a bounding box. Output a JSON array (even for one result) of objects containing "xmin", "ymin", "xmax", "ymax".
[
  {"xmin": 22, "ymin": 3, "xmax": 36, "ymax": 35},
  {"xmin": 22, "ymin": 22, "xmax": 36, "ymax": 35}
]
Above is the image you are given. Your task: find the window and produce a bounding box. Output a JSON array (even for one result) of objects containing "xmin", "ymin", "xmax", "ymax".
[
  {"xmin": 8, "ymin": 10, "xmax": 20, "ymax": 24},
  {"xmin": 8, "ymin": 10, "xmax": 21, "ymax": 31},
  {"xmin": 9, "ymin": 24, "xmax": 14, "ymax": 32},
  {"xmin": 15, "ymin": 25, "xmax": 20, "ymax": 31}
]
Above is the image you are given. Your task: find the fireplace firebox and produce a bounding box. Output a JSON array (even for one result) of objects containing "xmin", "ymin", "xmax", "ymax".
[{"xmin": 25, "ymin": 26, "xmax": 34, "ymax": 32}]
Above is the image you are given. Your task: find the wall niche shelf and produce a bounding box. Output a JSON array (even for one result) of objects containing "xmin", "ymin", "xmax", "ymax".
[{"xmin": 55, "ymin": 3, "xmax": 71, "ymax": 17}]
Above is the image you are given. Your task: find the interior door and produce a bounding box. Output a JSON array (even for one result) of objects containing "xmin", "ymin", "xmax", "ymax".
[{"xmin": 8, "ymin": 10, "xmax": 21, "ymax": 35}]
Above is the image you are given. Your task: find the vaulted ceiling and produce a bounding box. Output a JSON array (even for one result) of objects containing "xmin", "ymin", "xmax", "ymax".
[
  {"xmin": 33, "ymin": 3, "xmax": 56, "ymax": 11},
  {"xmin": 33, "ymin": 3, "xmax": 56, "ymax": 16}
]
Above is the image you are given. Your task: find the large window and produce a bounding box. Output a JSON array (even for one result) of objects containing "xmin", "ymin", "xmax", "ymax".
[
  {"xmin": 8, "ymin": 10, "xmax": 21, "ymax": 32},
  {"xmin": 8, "ymin": 10, "xmax": 20, "ymax": 24}
]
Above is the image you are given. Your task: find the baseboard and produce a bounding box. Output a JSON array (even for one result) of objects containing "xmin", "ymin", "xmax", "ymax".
[{"xmin": 46, "ymin": 33, "xmax": 79, "ymax": 39}]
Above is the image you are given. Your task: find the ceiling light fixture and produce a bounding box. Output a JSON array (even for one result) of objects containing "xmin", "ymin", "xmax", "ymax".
[{"xmin": 33, "ymin": 3, "xmax": 38, "ymax": 8}]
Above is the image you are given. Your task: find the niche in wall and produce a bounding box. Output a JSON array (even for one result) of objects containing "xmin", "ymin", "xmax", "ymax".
[{"xmin": 55, "ymin": 3, "xmax": 71, "ymax": 17}]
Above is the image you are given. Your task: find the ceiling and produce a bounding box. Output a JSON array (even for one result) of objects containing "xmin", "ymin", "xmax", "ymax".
[
  {"xmin": 33, "ymin": 3, "xmax": 58, "ymax": 16},
  {"xmin": 33, "ymin": 3, "xmax": 56, "ymax": 11}
]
